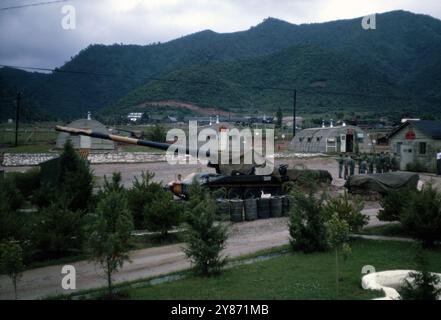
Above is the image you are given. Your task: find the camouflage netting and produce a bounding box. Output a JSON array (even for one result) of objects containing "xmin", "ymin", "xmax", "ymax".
[{"xmin": 345, "ymin": 172, "xmax": 419, "ymax": 194}]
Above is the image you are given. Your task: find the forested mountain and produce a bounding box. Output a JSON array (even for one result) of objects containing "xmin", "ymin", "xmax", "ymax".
[{"xmin": 1, "ymin": 10, "xmax": 441, "ymax": 121}]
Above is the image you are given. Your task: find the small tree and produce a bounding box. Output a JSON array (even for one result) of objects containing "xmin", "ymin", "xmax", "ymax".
[
  {"xmin": 31, "ymin": 202, "xmax": 84, "ymax": 259},
  {"xmin": 400, "ymin": 249, "xmax": 441, "ymax": 300},
  {"xmin": 58, "ymin": 140, "xmax": 94, "ymax": 212},
  {"xmin": 326, "ymin": 213, "xmax": 351, "ymax": 300},
  {"xmin": 0, "ymin": 241, "xmax": 24, "ymax": 300},
  {"xmin": 289, "ymin": 191, "xmax": 328, "ymax": 253},
  {"xmin": 127, "ymin": 171, "xmax": 163, "ymax": 229},
  {"xmin": 85, "ymin": 189, "xmax": 133, "ymax": 296},
  {"xmin": 378, "ymin": 190, "xmax": 412, "ymax": 222},
  {"xmin": 323, "ymin": 194, "xmax": 367, "ymax": 233},
  {"xmin": 143, "ymin": 190, "xmax": 181, "ymax": 240},
  {"xmin": 401, "ymin": 184, "xmax": 441, "ymax": 247},
  {"xmin": 184, "ymin": 189, "xmax": 228, "ymax": 276},
  {"xmin": 147, "ymin": 124, "xmax": 166, "ymax": 142}
]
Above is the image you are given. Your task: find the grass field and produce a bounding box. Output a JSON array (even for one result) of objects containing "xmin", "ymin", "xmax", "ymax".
[{"xmin": 127, "ymin": 239, "xmax": 441, "ymax": 300}]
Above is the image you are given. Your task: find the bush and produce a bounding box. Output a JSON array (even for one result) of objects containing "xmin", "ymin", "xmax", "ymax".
[
  {"xmin": 323, "ymin": 194, "xmax": 368, "ymax": 233},
  {"xmin": 288, "ymin": 192, "xmax": 328, "ymax": 253},
  {"xmin": 401, "ymin": 184, "xmax": 441, "ymax": 247},
  {"xmin": 0, "ymin": 178, "xmax": 24, "ymax": 242},
  {"xmin": 127, "ymin": 171, "xmax": 164, "ymax": 229},
  {"xmin": 85, "ymin": 188, "xmax": 133, "ymax": 295},
  {"xmin": 0, "ymin": 241, "xmax": 24, "ymax": 299},
  {"xmin": 400, "ymin": 250, "xmax": 441, "ymax": 300},
  {"xmin": 7, "ymin": 168, "xmax": 41, "ymax": 199},
  {"xmin": 378, "ymin": 189, "xmax": 413, "ymax": 222},
  {"xmin": 58, "ymin": 140, "xmax": 94, "ymax": 212},
  {"xmin": 406, "ymin": 161, "xmax": 428, "ymax": 173},
  {"xmin": 146, "ymin": 124, "xmax": 166, "ymax": 142},
  {"xmin": 30, "ymin": 202, "xmax": 84, "ymax": 259},
  {"xmin": 143, "ymin": 190, "xmax": 181, "ymax": 239},
  {"xmin": 184, "ymin": 188, "xmax": 228, "ymax": 276}
]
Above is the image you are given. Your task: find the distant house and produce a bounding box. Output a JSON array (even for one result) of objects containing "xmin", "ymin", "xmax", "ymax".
[
  {"xmin": 127, "ymin": 112, "xmax": 147, "ymax": 123},
  {"xmin": 289, "ymin": 125, "xmax": 372, "ymax": 154},
  {"xmin": 388, "ymin": 120, "xmax": 441, "ymax": 172}
]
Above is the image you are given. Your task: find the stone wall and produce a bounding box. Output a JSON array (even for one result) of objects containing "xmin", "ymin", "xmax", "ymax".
[{"xmin": 1, "ymin": 152, "xmax": 167, "ymax": 167}]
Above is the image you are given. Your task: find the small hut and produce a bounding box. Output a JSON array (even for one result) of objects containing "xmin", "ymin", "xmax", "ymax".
[
  {"xmin": 56, "ymin": 118, "xmax": 115, "ymax": 151},
  {"xmin": 289, "ymin": 125, "xmax": 372, "ymax": 154}
]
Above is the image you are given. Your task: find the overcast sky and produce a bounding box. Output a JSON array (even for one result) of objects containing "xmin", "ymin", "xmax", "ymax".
[{"xmin": 1, "ymin": 0, "xmax": 440, "ymax": 69}]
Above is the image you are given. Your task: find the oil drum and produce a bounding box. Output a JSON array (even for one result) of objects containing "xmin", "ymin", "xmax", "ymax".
[
  {"xmin": 230, "ymin": 199, "xmax": 244, "ymax": 222},
  {"xmin": 270, "ymin": 196, "xmax": 283, "ymax": 218},
  {"xmin": 244, "ymin": 198, "xmax": 258, "ymax": 221},
  {"xmin": 257, "ymin": 198, "xmax": 271, "ymax": 219}
]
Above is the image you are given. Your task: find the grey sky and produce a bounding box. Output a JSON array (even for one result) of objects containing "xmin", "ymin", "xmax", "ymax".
[{"xmin": 1, "ymin": 0, "xmax": 440, "ymax": 69}]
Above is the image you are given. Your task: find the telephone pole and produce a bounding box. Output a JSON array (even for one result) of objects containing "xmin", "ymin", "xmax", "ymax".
[
  {"xmin": 15, "ymin": 91, "xmax": 22, "ymax": 147},
  {"xmin": 292, "ymin": 89, "xmax": 297, "ymax": 137}
]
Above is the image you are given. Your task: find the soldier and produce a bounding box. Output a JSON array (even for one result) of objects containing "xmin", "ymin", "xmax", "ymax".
[
  {"xmin": 375, "ymin": 153, "xmax": 382, "ymax": 173},
  {"xmin": 349, "ymin": 156, "xmax": 356, "ymax": 176},
  {"xmin": 368, "ymin": 153, "xmax": 374, "ymax": 174},
  {"xmin": 385, "ymin": 152, "xmax": 391, "ymax": 173},
  {"xmin": 360, "ymin": 157, "xmax": 367, "ymax": 174},
  {"xmin": 344, "ymin": 154, "xmax": 350, "ymax": 180},
  {"xmin": 390, "ymin": 153, "xmax": 398, "ymax": 172},
  {"xmin": 337, "ymin": 154, "xmax": 344, "ymax": 179},
  {"xmin": 357, "ymin": 154, "xmax": 362, "ymax": 174}
]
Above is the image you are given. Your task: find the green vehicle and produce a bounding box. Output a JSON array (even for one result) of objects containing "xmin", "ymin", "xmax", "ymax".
[{"xmin": 56, "ymin": 125, "xmax": 332, "ymax": 199}]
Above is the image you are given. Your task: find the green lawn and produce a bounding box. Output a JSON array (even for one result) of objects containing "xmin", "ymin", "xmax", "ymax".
[
  {"xmin": 128, "ymin": 240, "xmax": 441, "ymax": 300},
  {"xmin": 359, "ymin": 223, "xmax": 409, "ymax": 238}
]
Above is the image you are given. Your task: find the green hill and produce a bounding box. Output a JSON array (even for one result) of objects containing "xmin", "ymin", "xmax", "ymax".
[{"xmin": 1, "ymin": 10, "xmax": 441, "ymax": 120}]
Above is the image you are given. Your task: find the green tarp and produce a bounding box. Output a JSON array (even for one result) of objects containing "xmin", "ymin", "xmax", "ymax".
[{"xmin": 345, "ymin": 172, "xmax": 419, "ymax": 194}]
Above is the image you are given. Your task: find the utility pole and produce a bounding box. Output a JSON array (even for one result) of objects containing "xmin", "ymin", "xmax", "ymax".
[
  {"xmin": 292, "ymin": 89, "xmax": 297, "ymax": 137},
  {"xmin": 15, "ymin": 91, "xmax": 22, "ymax": 147}
]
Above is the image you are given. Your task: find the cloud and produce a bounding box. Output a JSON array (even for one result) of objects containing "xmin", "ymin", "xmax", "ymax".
[{"xmin": 0, "ymin": 0, "xmax": 440, "ymax": 68}]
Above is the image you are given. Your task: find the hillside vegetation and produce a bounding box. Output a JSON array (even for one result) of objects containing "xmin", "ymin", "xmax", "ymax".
[{"xmin": 1, "ymin": 10, "xmax": 441, "ymax": 121}]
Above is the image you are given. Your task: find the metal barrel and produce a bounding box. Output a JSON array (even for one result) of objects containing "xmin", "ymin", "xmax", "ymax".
[
  {"xmin": 244, "ymin": 198, "xmax": 258, "ymax": 221},
  {"xmin": 270, "ymin": 196, "xmax": 283, "ymax": 218},
  {"xmin": 257, "ymin": 198, "xmax": 271, "ymax": 219},
  {"xmin": 216, "ymin": 199, "xmax": 231, "ymax": 221},
  {"xmin": 230, "ymin": 199, "xmax": 244, "ymax": 222}
]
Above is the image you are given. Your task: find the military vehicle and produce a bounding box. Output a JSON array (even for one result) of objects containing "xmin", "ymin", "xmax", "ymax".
[{"xmin": 55, "ymin": 125, "xmax": 332, "ymax": 199}]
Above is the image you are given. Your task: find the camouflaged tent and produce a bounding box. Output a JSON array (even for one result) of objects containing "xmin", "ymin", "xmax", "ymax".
[{"xmin": 345, "ymin": 172, "xmax": 419, "ymax": 194}]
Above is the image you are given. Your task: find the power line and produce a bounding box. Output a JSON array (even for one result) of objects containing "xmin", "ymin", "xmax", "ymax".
[{"xmin": 0, "ymin": 0, "xmax": 70, "ymax": 12}]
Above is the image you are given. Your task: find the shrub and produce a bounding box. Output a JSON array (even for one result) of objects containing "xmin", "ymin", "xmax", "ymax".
[
  {"xmin": 378, "ymin": 189, "xmax": 413, "ymax": 222},
  {"xmin": 146, "ymin": 124, "xmax": 166, "ymax": 142},
  {"xmin": 7, "ymin": 168, "xmax": 41, "ymax": 199},
  {"xmin": 58, "ymin": 140, "xmax": 94, "ymax": 212},
  {"xmin": 400, "ymin": 250, "xmax": 441, "ymax": 300},
  {"xmin": 184, "ymin": 187, "xmax": 228, "ymax": 276},
  {"xmin": 30, "ymin": 202, "xmax": 84, "ymax": 259},
  {"xmin": 85, "ymin": 188, "xmax": 133, "ymax": 296},
  {"xmin": 288, "ymin": 192, "xmax": 328, "ymax": 253},
  {"xmin": 0, "ymin": 241, "xmax": 24, "ymax": 300},
  {"xmin": 406, "ymin": 161, "xmax": 428, "ymax": 173},
  {"xmin": 323, "ymin": 194, "xmax": 368, "ymax": 233},
  {"xmin": 143, "ymin": 190, "xmax": 181, "ymax": 239},
  {"xmin": 127, "ymin": 171, "xmax": 163, "ymax": 229},
  {"xmin": 401, "ymin": 184, "xmax": 441, "ymax": 247}
]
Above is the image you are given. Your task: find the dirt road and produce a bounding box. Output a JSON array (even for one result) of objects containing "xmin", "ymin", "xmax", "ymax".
[{"xmin": 0, "ymin": 218, "xmax": 290, "ymax": 300}]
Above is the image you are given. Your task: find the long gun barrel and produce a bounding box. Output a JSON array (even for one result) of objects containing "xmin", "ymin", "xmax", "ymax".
[{"xmin": 55, "ymin": 125, "xmax": 173, "ymax": 151}]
